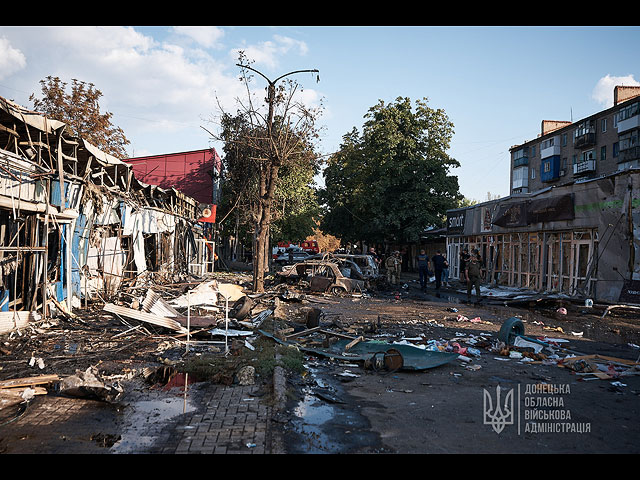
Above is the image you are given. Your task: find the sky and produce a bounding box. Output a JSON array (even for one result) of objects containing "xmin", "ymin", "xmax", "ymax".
[{"xmin": 0, "ymin": 25, "xmax": 639, "ymax": 203}]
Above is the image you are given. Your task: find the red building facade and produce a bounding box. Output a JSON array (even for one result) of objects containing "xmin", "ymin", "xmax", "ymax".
[{"xmin": 124, "ymin": 148, "xmax": 221, "ymax": 222}]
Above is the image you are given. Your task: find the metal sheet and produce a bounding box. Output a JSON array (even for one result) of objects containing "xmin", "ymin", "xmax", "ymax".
[{"xmin": 259, "ymin": 330, "xmax": 459, "ymax": 371}]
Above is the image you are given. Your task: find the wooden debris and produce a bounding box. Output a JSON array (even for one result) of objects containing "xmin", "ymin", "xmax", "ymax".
[
  {"xmin": 344, "ymin": 336, "xmax": 364, "ymax": 352},
  {"xmin": 0, "ymin": 374, "xmax": 60, "ymax": 389},
  {"xmin": 285, "ymin": 326, "xmax": 322, "ymax": 340}
]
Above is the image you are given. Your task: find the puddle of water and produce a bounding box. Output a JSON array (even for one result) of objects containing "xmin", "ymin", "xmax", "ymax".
[
  {"xmin": 287, "ymin": 364, "xmax": 343, "ymax": 453},
  {"xmin": 291, "ymin": 391, "xmax": 336, "ymax": 453},
  {"xmin": 111, "ymin": 386, "xmax": 196, "ymax": 453}
]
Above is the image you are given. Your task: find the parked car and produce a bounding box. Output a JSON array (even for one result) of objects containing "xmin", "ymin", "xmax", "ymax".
[
  {"xmin": 274, "ymin": 250, "xmax": 311, "ymax": 266},
  {"xmin": 277, "ymin": 259, "xmax": 365, "ymax": 295}
]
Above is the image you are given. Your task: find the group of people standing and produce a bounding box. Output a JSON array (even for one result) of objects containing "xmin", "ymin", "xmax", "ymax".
[
  {"xmin": 416, "ymin": 249, "xmax": 449, "ymax": 291},
  {"xmin": 370, "ymin": 246, "xmax": 485, "ymax": 303},
  {"xmin": 416, "ymin": 247, "xmax": 485, "ymax": 302}
]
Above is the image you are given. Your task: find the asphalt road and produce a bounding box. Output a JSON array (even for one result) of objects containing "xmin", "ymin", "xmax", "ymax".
[{"xmin": 276, "ymin": 287, "xmax": 640, "ymax": 454}]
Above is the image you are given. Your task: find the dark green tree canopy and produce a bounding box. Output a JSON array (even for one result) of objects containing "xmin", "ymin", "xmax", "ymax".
[{"xmin": 320, "ymin": 96, "xmax": 461, "ymax": 244}]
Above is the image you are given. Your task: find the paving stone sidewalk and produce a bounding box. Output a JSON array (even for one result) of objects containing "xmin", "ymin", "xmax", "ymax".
[
  {"xmin": 0, "ymin": 379, "xmax": 284, "ymax": 454},
  {"xmin": 149, "ymin": 383, "xmax": 275, "ymax": 454}
]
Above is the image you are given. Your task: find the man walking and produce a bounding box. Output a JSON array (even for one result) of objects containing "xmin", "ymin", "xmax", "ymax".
[
  {"xmin": 416, "ymin": 249, "xmax": 429, "ymax": 291},
  {"xmin": 431, "ymin": 250, "xmax": 446, "ymax": 290},
  {"xmin": 465, "ymin": 253, "xmax": 482, "ymax": 302}
]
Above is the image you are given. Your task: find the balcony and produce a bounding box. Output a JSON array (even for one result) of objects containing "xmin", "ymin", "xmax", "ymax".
[
  {"xmin": 574, "ymin": 132, "xmax": 596, "ymax": 149},
  {"xmin": 512, "ymin": 176, "xmax": 529, "ymax": 189},
  {"xmin": 513, "ymin": 156, "xmax": 528, "ymax": 168},
  {"xmin": 540, "ymin": 155, "xmax": 561, "ymax": 182},
  {"xmin": 618, "ymin": 146, "xmax": 640, "ymax": 164},
  {"xmin": 540, "ymin": 144, "xmax": 560, "ymax": 159},
  {"xmin": 573, "ymin": 159, "xmax": 596, "ymax": 175}
]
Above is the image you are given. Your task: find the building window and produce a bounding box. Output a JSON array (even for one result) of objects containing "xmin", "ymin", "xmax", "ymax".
[
  {"xmin": 562, "ymin": 157, "xmax": 567, "ymax": 170},
  {"xmin": 572, "ymin": 154, "xmax": 578, "ymax": 165},
  {"xmin": 618, "ymin": 101, "xmax": 640, "ymax": 122},
  {"xmin": 619, "ymin": 130, "xmax": 639, "ymax": 151},
  {"xmin": 613, "ymin": 142, "xmax": 619, "ymax": 158},
  {"xmin": 543, "ymin": 161, "xmax": 551, "ymax": 173},
  {"xmin": 561, "ymin": 134, "xmax": 567, "ymax": 146},
  {"xmin": 601, "ymin": 118, "xmax": 607, "ymax": 133},
  {"xmin": 600, "ymin": 145, "xmax": 606, "ymax": 161},
  {"xmin": 581, "ymin": 150, "xmax": 595, "ymax": 162},
  {"xmin": 532, "ymin": 146, "xmax": 536, "ymax": 156},
  {"xmin": 531, "ymin": 168, "xmax": 536, "ymax": 179}
]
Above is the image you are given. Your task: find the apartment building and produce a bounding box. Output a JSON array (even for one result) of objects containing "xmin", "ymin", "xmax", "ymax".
[
  {"xmin": 510, "ymin": 85, "xmax": 640, "ymax": 194},
  {"xmin": 445, "ymin": 85, "xmax": 640, "ymax": 304}
]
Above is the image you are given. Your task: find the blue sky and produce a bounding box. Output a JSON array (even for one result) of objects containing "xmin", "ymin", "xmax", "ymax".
[{"xmin": 0, "ymin": 26, "xmax": 638, "ymax": 203}]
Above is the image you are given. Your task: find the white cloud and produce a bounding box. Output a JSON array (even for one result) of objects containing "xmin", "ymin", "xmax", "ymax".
[
  {"xmin": 0, "ymin": 36, "xmax": 26, "ymax": 80},
  {"xmin": 173, "ymin": 26, "xmax": 224, "ymax": 49},
  {"xmin": 231, "ymin": 35, "xmax": 309, "ymax": 69},
  {"xmin": 592, "ymin": 74, "xmax": 640, "ymax": 107},
  {"xmin": 0, "ymin": 26, "xmax": 320, "ymax": 157}
]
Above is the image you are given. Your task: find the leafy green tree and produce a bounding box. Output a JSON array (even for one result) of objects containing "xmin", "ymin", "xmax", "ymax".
[
  {"xmin": 29, "ymin": 76, "xmax": 130, "ymax": 158},
  {"xmin": 217, "ymin": 112, "xmax": 321, "ymax": 246},
  {"xmin": 320, "ymin": 97, "xmax": 461, "ymax": 245}
]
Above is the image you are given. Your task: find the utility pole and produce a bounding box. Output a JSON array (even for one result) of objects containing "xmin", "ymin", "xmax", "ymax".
[{"xmin": 235, "ymin": 63, "xmax": 319, "ymax": 292}]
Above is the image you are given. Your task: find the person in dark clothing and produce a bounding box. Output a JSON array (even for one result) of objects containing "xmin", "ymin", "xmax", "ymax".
[
  {"xmin": 465, "ymin": 253, "xmax": 482, "ymax": 302},
  {"xmin": 460, "ymin": 248, "xmax": 470, "ymax": 282},
  {"xmin": 431, "ymin": 250, "xmax": 446, "ymax": 290},
  {"xmin": 416, "ymin": 249, "xmax": 429, "ymax": 291}
]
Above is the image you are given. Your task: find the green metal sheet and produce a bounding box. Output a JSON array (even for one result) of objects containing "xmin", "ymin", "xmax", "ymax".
[{"xmin": 259, "ymin": 330, "xmax": 459, "ymax": 371}]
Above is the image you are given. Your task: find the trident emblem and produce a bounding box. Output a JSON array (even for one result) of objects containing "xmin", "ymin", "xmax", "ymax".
[{"xmin": 483, "ymin": 385, "xmax": 514, "ymax": 434}]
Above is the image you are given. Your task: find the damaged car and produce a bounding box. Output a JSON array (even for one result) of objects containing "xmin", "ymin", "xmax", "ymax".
[{"xmin": 277, "ymin": 259, "xmax": 365, "ymax": 295}]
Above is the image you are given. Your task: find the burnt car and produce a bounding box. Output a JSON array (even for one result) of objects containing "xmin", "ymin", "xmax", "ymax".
[
  {"xmin": 277, "ymin": 259, "xmax": 365, "ymax": 295},
  {"xmin": 329, "ymin": 253, "xmax": 380, "ymax": 278}
]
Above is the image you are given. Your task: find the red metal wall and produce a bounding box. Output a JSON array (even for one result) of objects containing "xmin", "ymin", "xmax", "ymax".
[{"xmin": 124, "ymin": 148, "xmax": 221, "ymax": 205}]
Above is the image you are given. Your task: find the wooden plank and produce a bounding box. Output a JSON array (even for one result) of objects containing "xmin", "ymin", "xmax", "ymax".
[
  {"xmin": 285, "ymin": 326, "xmax": 322, "ymax": 340},
  {"xmin": 0, "ymin": 374, "xmax": 60, "ymax": 389},
  {"xmin": 344, "ymin": 336, "xmax": 364, "ymax": 352}
]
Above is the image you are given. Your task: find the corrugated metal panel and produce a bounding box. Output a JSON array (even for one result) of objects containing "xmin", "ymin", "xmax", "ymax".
[{"xmin": 124, "ymin": 148, "xmax": 220, "ymax": 204}]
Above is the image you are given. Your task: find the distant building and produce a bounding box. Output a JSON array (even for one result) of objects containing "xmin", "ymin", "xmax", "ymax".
[
  {"xmin": 510, "ymin": 85, "xmax": 640, "ymax": 195},
  {"xmin": 124, "ymin": 148, "xmax": 222, "ymax": 222},
  {"xmin": 445, "ymin": 85, "xmax": 640, "ymax": 304}
]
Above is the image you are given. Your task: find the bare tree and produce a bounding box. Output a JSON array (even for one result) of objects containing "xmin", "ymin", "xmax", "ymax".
[{"xmin": 211, "ymin": 54, "xmax": 321, "ymax": 292}]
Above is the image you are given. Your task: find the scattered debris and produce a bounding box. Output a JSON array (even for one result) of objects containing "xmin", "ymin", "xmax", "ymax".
[{"xmin": 59, "ymin": 367, "xmax": 124, "ymax": 403}]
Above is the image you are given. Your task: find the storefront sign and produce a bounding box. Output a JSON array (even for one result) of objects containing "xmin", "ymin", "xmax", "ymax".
[
  {"xmin": 528, "ymin": 194, "xmax": 574, "ymax": 223},
  {"xmin": 492, "ymin": 202, "xmax": 527, "ymax": 227},
  {"xmin": 618, "ymin": 279, "xmax": 640, "ymax": 303},
  {"xmin": 492, "ymin": 195, "xmax": 575, "ymax": 228},
  {"xmin": 447, "ymin": 210, "xmax": 466, "ymax": 234}
]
